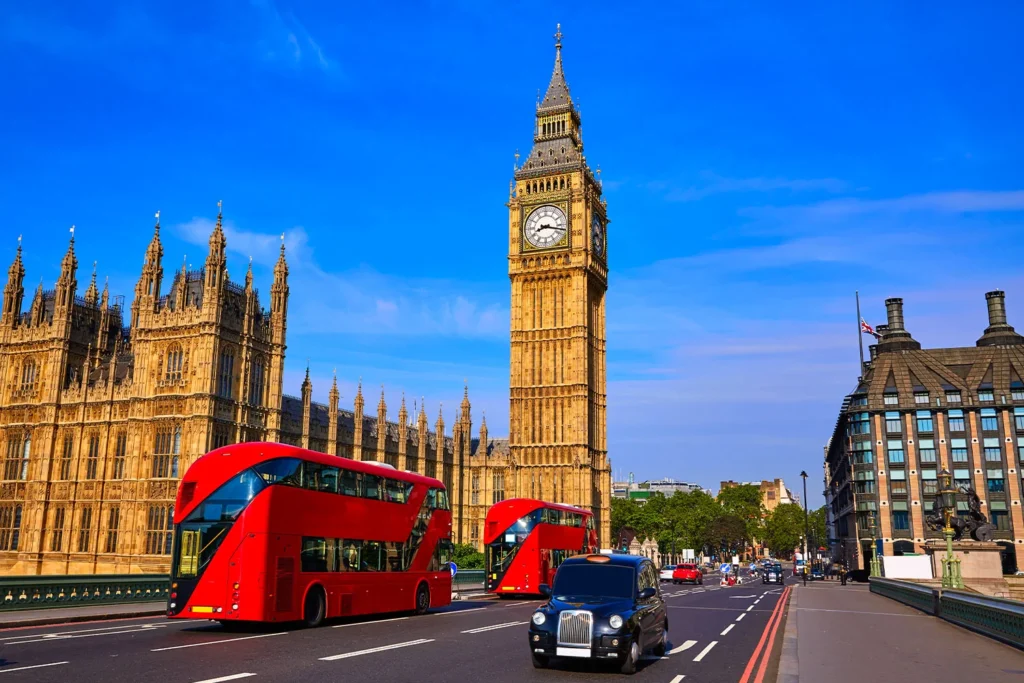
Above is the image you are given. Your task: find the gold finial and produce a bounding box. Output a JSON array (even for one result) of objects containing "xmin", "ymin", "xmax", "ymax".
[
  {"xmin": 69, "ymin": 225, "xmax": 75, "ymax": 240},
  {"xmin": 17, "ymin": 234, "xmax": 22, "ymax": 249},
  {"xmin": 154, "ymin": 210, "xmax": 160, "ymax": 226},
  {"xmin": 554, "ymin": 23, "xmax": 562, "ymax": 49}
]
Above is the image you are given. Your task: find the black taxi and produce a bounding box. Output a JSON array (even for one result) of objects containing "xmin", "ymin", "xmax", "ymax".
[{"xmin": 527, "ymin": 554, "xmax": 668, "ymax": 674}]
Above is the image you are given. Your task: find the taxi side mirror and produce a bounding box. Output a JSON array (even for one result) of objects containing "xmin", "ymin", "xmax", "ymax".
[
  {"xmin": 638, "ymin": 587, "xmax": 656, "ymax": 601},
  {"xmin": 539, "ymin": 584, "xmax": 551, "ymax": 598}
]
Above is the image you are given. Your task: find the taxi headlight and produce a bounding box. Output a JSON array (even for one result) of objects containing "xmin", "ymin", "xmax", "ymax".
[
  {"xmin": 532, "ymin": 611, "xmax": 546, "ymax": 626},
  {"xmin": 609, "ymin": 614, "xmax": 623, "ymax": 630}
]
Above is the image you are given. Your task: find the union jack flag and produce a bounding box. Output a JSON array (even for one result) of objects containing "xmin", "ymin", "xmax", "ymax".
[{"xmin": 861, "ymin": 318, "xmax": 881, "ymax": 340}]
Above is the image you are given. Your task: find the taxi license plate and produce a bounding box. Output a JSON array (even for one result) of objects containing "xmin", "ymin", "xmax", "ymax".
[
  {"xmin": 191, "ymin": 606, "xmax": 214, "ymax": 614},
  {"xmin": 557, "ymin": 647, "xmax": 591, "ymax": 658}
]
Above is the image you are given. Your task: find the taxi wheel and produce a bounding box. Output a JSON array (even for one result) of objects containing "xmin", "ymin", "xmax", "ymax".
[
  {"xmin": 653, "ymin": 629, "xmax": 668, "ymax": 657},
  {"xmin": 531, "ymin": 652, "xmax": 549, "ymax": 668},
  {"xmin": 619, "ymin": 638, "xmax": 639, "ymax": 675}
]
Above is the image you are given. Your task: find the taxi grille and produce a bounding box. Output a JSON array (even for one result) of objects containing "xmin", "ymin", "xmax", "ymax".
[{"xmin": 557, "ymin": 610, "xmax": 593, "ymax": 647}]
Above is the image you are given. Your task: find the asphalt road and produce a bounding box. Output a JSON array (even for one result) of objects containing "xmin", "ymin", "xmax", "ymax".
[{"xmin": 0, "ymin": 573, "xmax": 796, "ymax": 683}]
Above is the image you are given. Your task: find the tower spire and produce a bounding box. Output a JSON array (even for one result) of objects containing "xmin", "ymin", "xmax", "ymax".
[
  {"xmin": 84, "ymin": 261, "xmax": 98, "ymax": 304},
  {"xmin": 539, "ymin": 23, "xmax": 572, "ymax": 111},
  {"xmin": 2, "ymin": 235, "xmax": 26, "ymax": 325}
]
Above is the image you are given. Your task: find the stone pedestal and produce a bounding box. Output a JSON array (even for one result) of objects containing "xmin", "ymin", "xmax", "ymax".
[{"xmin": 924, "ymin": 540, "xmax": 1009, "ymax": 597}]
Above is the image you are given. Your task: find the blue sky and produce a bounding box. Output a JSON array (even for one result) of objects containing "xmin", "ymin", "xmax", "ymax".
[{"xmin": 3, "ymin": 1, "xmax": 1024, "ymax": 506}]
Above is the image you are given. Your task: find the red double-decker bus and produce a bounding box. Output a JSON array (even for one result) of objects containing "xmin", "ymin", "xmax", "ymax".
[
  {"xmin": 484, "ymin": 498, "xmax": 597, "ymax": 596},
  {"xmin": 168, "ymin": 443, "xmax": 453, "ymax": 626}
]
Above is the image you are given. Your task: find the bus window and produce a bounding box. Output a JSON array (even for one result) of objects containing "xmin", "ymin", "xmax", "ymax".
[
  {"xmin": 430, "ymin": 489, "xmax": 450, "ymax": 510},
  {"xmin": 384, "ymin": 542, "xmax": 403, "ymax": 571},
  {"xmin": 300, "ymin": 537, "xmax": 329, "ymax": 572},
  {"xmin": 362, "ymin": 541, "xmax": 384, "ymax": 571},
  {"xmin": 363, "ymin": 474, "xmax": 382, "ymax": 500},
  {"xmin": 254, "ymin": 458, "xmax": 304, "ymax": 487},
  {"xmin": 384, "ymin": 478, "xmax": 407, "ymax": 503},
  {"xmin": 319, "ymin": 466, "xmax": 339, "ymax": 493},
  {"xmin": 341, "ymin": 539, "xmax": 362, "ymax": 571},
  {"xmin": 340, "ymin": 469, "xmax": 360, "ymax": 496}
]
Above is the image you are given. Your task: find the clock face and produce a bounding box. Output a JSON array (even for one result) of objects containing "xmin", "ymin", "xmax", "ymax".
[
  {"xmin": 524, "ymin": 205, "xmax": 568, "ymax": 249},
  {"xmin": 591, "ymin": 215, "xmax": 604, "ymax": 256}
]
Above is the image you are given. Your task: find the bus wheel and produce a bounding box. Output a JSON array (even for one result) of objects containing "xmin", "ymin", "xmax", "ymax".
[
  {"xmin": 303, "ymin": 587, "xmax": 326, "ymax": 628},
  {"xmin": 415, "ymin": 583, "xmax": 430, "ymax": 615}
]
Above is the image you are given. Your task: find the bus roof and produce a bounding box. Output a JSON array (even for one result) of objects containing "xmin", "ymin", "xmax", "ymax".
[
  {"xmin": 176, "ymin": 442, "xmax": 445, "ymax": 518},
  {"xmin": 484, "ymin": 497, "xmax": 592, "ymax": 522}
]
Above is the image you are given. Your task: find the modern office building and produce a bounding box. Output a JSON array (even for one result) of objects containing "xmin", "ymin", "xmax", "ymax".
[{"xmin": 825, "ymin": 292, "xmax": 1024, "ymax": 574}]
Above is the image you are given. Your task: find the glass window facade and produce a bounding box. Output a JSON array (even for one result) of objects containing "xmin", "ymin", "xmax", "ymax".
[
  {"xmin": 885, "ymin": 412, "xmax": 902, "ymax": 433},
  {"xmin": 884, "ymin": 393, "xmax": 899, "ymax": 405},
  {"xmin": 887, "ymin": 439, "xmax": 905, "ymax": 463},
  {"xmin": 853, "ymin": 440, "xmax": 874, "ymax": 464},
  {"xmin": 950, "ymin": 438, "xmax": 969, "ymax": 462},
  {"xmin": 983, "ymin": 437, "xmax": 1002, "ymax": 462},
  {"xmin": 918, "ymin": 438, "xmax": 936, "ymax": 463},
  {"xmin": 981, "ymin": 408, "xmax": 999, "ymax": 432}
]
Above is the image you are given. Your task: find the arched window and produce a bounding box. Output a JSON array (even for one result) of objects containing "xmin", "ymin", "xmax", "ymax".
[
  {"xmin": 165, "ymin": 345, "xmax": 183, "ymax": 382},
  {"xmin": 218, "ymin": 348, "xmax": 235, "ymax": 399},
  {"xmin": 250, "ymin": 357, "xmax": 265, "ymax": 405},
  {"xmin": 172, "ymin": 426, "xmax": 181, "ymax": 478},
  {"xmin": 20, "ymin": 359, "xmax": 37, "ymax": 392},
  {"xmin": 0, "ymin": 504, "xmax": 21, "ymax": 551}
]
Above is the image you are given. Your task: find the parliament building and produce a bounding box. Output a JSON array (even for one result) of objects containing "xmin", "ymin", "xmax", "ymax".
[{"xmin": 0, "ymin": 27, "xmax": 611, "ymax": 575}]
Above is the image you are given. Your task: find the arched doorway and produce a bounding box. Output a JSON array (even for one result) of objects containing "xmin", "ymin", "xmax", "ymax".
[
  {"xmin": 892, "ymin": 541, "xmax": 916, "ymax": 556},
  {"xmin": 997, "ymin": 541, "xmax": 1018, "ymax": 575}
]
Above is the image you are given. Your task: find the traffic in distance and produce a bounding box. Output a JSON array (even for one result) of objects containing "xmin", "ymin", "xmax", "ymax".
[{"xmin": 169, "ymin": 443, "xmax": 454, "ymax": 626}]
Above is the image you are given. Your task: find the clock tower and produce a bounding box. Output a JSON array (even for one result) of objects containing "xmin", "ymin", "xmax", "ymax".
[{"xmin": 507, "ymin": 25, "xmax": 611, "ymax": 547}]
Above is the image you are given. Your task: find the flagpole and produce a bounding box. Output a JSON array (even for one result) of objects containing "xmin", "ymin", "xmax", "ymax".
[{"xmin": 856, "ymin": 290, "xmax": 865, "ymax": 376}]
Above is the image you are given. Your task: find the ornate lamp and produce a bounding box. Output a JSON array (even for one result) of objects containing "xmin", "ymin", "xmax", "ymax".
[{"xmin": 937, "ymin": 468, "xmax": 963, "ymax": 589}]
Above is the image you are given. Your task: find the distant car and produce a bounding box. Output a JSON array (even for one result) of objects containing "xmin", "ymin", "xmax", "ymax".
[
  {"xmin": 659, "ymin": 565, "xmax": 677, "ymax": 582},
  {"xmin": 528, "ymin": 554, "xmax": 668, "ymax": 675},
  {"xmin": 810, "ymin": 568, "xmax": 824, "ymax": 581},
  {"xmin": 672, "ymin": 563, "xmax": 703, "ymax": 585},
  {"xmin": 763, "ymin": 563, "xmax": 784, "ymax": 585}
]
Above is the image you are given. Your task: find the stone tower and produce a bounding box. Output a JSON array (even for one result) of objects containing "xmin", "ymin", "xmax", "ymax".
[{"xmin": 507, "ymin": 25, "xmax": 612, "ymax": 546}]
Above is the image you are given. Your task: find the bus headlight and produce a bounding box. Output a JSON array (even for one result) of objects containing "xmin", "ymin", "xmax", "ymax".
[
  {"xmin": 609, "ymin": 615, "xmax": 623, "ymax": 630},
  {"xmin": 532, "ymin": 611, "xmax": 546, "ymax": 626}
]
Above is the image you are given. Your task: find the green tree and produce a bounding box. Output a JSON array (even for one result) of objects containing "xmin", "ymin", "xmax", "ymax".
[
  {"xmin": 764, "ymin": 503, "xmax": 805, "ymax": 558},
  {"xmin": 809, "ymin": 505, "xmax": 828, "ymax": 552},
  {"xmin": 717, "ymin": 484, "xmax": 765, "ymax": 548},
  {"xmin": 452, "ymin": 543, "xmax": 484, "ymax": 569},
  {"xmin": 708, "ymin": 513, "xmax": 747, "ymax": 560}
]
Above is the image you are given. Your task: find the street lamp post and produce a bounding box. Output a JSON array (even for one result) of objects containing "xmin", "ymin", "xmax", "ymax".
[
  {"xmin": 800, "ymin": 471, "xmax": 809, "ymax": 573},
  {"xmin": 869, "ymin": 511, "xmax": 882, "ymax": 577},
  {"xmin": 938, "ymin": 469, "xmax": 964, "ymax": 589}
]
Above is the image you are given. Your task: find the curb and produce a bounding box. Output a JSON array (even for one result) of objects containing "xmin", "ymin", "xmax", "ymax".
[
  {"xmin": 0, "ymin": 607, "xmax": 166, "ymax": 630},
  {"xmin": 776, "ymin": 586, "xmax": 799, "ymax": 683}
]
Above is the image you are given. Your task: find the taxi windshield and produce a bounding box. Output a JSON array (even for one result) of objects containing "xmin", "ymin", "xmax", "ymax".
[{"xmin": 552, "ymin": 564, "xmax": 634, "ymax": 600}]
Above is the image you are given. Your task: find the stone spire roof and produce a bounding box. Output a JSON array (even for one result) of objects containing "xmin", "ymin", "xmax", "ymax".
[
  {"xmin": 145, "ymin": 212, "xmax": 163, "ymax": 266},
  {"xmin": 274, "ymin": 234, "xmax": 289, "ymax": 280},
  {"xmin": 538, "ymin": 24, "xmax": 572, "ymax": 112},
  {"xmin": 8, "ymin": 235, "xmax": 24, "ymax": 283},
  {"xmin": 84, "ymin": 261, "xmax": 98, "ymax": 304},
  {"xmin": 60, "ymin": 226, "xmax": 78, "ymax": 275}
]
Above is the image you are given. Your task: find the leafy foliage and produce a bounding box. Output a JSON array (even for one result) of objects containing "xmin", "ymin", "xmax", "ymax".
[
  {"xmin": 764, "ymin": 503, "xmax": 805, "ymax": 558},
  {"xmin": 452, "ymin": 543, "xmax": 484, "ymax": 569}
]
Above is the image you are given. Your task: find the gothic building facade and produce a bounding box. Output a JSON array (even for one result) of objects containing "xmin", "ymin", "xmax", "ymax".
[{"xmin": 0, "ymin": 215, "xmax": 490, "ymax": 575}]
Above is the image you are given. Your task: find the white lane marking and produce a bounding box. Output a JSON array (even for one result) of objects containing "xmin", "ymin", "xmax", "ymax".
[
  {"xmin": 720, "ymin": 624, "xmax": 735, "ymax": 636},
  {"xmin": 729, "ymin": 595, "xmax": 756, "ymax": 599},
  {"xmin": 693, "ymin": 640, "xmax": 718, "ymax": 662},
  {"xmin": 669, "ymin": 639, "xmax": 697, "ymax": 654},
  {"xmin": 6, "ymin": 626, "xmax": 168, "ymax": 646},
  {"xmin": 754, "ymin": 599, "xmax": 761, "ymax": 604},
  {"xmin": 192, "ymin": 675, "xmax": 256, "ymax": 683},
  {"xmin": 462, "ymin": 621, "xmax": 528, "ymax": 634},
  {"xmin": 319, "ymin": 638, "xmax": 435, "ymax": 661},
  {"xmin": 736, "ymin": 613, "xmax": 746, "ymax": 622},
  {"xmin": 333, "ymin": 616, "xmax": 409, "ymax": 629},
  {"xmin": 0, "ymin": 662, "xmax": 69, "ymax": 674},
  {"xmin": 152, "ymin": 632, "xmax": 286, "ymax": 652},
  {"xmin": 0, "ymin": 623, "xmax": 166, "ymax": 642},
  {"xmin": 746, "ymin": 605, "xmax": 754, "ymax": 612},
  {"xmin": 670, "ymin": 676, "xmax": 686, "ymax": 683},
  {"xmin": 432, "ymin": 607, "xmax": 488, "ymax": 616}
]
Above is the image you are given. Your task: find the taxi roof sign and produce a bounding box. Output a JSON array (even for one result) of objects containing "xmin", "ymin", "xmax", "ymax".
[{"xmin": 585, "ymin": 554, "xmax": 611, "ymax": 563}]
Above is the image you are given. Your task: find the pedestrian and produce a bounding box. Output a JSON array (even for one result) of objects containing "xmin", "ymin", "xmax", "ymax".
[
  {"xmin": 840, "ymin": 564, "xmax": 847, "ymax": 586},
  {"xmin": 802, "ymin": 565, "xmax": 808, "ymax": 587}
]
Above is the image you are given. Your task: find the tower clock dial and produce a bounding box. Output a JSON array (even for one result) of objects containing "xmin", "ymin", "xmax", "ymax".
[
  {"xmin": 591, "ymin": 215, "xmax": 605, "ymax": 256},
  {"xmin": 524, "ymin": 205, "xmax": 568, "ymax": 248}
]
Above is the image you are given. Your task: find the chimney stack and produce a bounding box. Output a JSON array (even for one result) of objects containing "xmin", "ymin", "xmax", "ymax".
[
  {"xmin": 977, "ymin": 290, "xmax": 1023, "ymax": 346},
  {"xmin": 876, "ymin": 298, "xmax": 921, "ymax": 352}
]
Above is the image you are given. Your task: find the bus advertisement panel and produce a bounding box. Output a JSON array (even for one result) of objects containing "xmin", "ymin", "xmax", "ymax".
[
  {"xmin": 169, "ymin": 443, "xmax": 453, "ymax": 626},
  {"xmin": 484, "ymin": 498, "xmax": 597, "ymax": 596}
]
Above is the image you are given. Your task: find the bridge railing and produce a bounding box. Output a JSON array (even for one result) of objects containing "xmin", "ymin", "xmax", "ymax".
[
  {"xmin": 452, "ymin": 569, "xmax": 485, "ymax": 593},
  {"xmin": 870, "ymin": 577, "xmax": 1024, "ymax": 650},
  {"xmin": 0, "ymin": 574, "xmax": 170, "ymax": 612}
]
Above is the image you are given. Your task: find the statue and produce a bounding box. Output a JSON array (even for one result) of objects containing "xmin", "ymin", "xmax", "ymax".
[{"xmin": 924, "ymin": 485, "xmax": 995, "ymax": 541}]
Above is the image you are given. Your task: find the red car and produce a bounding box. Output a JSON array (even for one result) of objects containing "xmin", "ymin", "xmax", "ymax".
[{"xmin": 672, "ymin": 563, "xmax": 703, "ymax": 585}]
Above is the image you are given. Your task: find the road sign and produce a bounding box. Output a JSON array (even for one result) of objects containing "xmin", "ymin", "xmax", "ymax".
[{"xmin": 449, "ymin": 562, "xmax": 458, "ymax": 577}]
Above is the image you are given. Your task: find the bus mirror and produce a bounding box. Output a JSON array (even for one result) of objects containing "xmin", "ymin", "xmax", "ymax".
[{"xmin": 539, "ymin": 584, "xmax": 551, "ymax": 598}]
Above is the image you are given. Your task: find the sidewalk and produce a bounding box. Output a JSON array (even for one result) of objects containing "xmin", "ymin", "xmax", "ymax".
[
  {"xmin": 777, "ymin": 583, "xmax": 1024, "ymax": 683},
  {"xmin": 0, "ymin": 602, "xmax": 165, "ymax": 629}
]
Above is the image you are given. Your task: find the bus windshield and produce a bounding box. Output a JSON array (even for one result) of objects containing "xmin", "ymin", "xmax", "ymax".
[{"xmin": 175, "ymin": 468, "xmax": 266, "ymax": 580}]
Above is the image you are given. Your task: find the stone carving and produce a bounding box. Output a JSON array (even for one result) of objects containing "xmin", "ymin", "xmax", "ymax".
[{"xmin": 924, "ymin": 484, "xmax": 996, "ymax": 541}]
